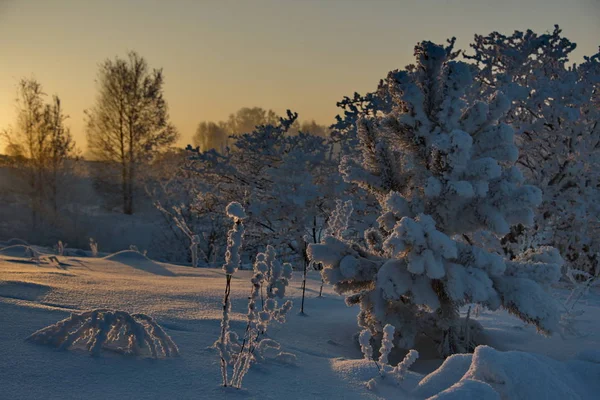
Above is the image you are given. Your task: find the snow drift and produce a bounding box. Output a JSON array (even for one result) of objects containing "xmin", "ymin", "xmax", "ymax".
[
  {"xmin": 0, "ymin": 245, "xmax": 40, "ymax": 259},
  {"xmin": 103, "ymin": 250, "xmax": 175, "ymax": 276},
  {"xmin": 417, "ymin": 345, "xmax": 600, "ymax": 399}
]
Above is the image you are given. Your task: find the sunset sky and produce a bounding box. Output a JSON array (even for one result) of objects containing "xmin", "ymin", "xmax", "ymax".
[{"xmin": 1, "ymin": 0, "xmax": 599, "ymax": 153}]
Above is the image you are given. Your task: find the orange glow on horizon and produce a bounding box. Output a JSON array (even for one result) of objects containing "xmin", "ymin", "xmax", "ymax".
[{"xmin": 1, "ymin": 0, "xmax": 599, "ymax": 155}]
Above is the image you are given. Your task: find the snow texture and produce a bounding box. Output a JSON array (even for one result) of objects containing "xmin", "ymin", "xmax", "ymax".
[{"xmin": 1, "ymin": 246, "xmax": 599, "ymax": 399}]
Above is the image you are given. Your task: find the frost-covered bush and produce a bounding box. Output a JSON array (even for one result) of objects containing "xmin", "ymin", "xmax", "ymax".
[
  {"xmin": 25, "ymin": 246, "xmax": 42, "ymax": 264},
  {"xmin": 155, "ymin": 202, "xmax": 204, "ymax": 267},
  {"xmin": 214, "ymin": 202, "xmax": 294, "ymax": 389},
  {"xmin": 89, "ymin": 238, "xmax": 98, "ymax": 257},
  {"xmin": 227, "ymin": 245, "xmax": 294, "ymax": 388},
  {"xmin": 215, "ymin": 202, "xmax": 247, "ymax": 387},
  {"xmin": 309, "ymin": 40, "xmax": 563, "ymax": 357},
  {"xmin": 148, "ymin": 149, "xmax": 229, "ymax": 266},
  {"xmin": 27, "ymin": 309, "xmax": 179, "ymax": 358},
  {"xmin": 560, "ymin": 267, "xmax": 600, "ymax": 336},
  {"xmin": 466, "ymin": 26, "xmax": 600, "ymax": 275},
  {"xmin": 55, "ymin": 240, "xmax": 66, "ymax": 256},
  {"xmin": 359, "ymin": 324, "xmax": 419, "ymax": 390}
]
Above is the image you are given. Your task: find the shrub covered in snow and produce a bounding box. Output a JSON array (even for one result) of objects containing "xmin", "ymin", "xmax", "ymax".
[
  {"xmin": 227, "ymin": 245, "xmax": 294, "ymax": 388},
  {"xmin": 55, "ymin": 240, "xmax": 66, "ymax": 256},
  {"xmin": 27, "ymin": 309, "xmax": 179, "ymax": 358},
  {"xmin": 309, "ymin": 40, "xmax": 563, "ymax": 357},
  {"xmin": 89, "ymin": 238, "xmax": 98, "ymax": 257},
  {"xmin": 466, "ymin": 26, "xmax": 600, "ymax": 276},
  {"xmin": 359, "ymin": 324, "xmax": 419, "ymax": 390},
  {"xmin": 214, "ymin": 202, "xmax": 294, "ymax": 389}
]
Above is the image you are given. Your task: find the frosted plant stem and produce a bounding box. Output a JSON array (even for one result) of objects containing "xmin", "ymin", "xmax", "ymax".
[
  {"xmin": 219, "ymin": 274, "xmax": 232, "ymax": 387},
  {"xmin": 464, "ymin": 306, "xmax": 471, "ymax": 351},
  {"xmin": 300, "ymin": 259, "xmax": 309, "ymax": 314}
]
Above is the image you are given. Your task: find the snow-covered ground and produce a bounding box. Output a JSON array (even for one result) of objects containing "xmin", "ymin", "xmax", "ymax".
[{"xmin": 1, "ymin": 244, "xmax": 599, "ymax": 399}]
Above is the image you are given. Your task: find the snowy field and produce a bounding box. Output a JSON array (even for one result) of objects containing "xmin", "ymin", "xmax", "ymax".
[{"xmin": 1, "ymin": 244, "xmax": 599, "ymax": 399}]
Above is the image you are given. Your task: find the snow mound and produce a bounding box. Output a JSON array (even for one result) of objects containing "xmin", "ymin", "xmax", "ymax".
[
  {"xmin": 103, "ymin": 250, "xmax": 175, "ymax": 276},
  {"xmin": 415, "ymin": 345, "xmax": 600, "ymax": 400},
  {"xmin": 0, "ymin": 238, "xmax": 29, "ymax": 248},
  {"xmin": 429, "ymin": 379, "xmax": 500, "ymax": 399},
  {"xmin": 331, "ymin": 358, "xmax": 422, "ymax": 397},
  {"xmin": 465, "ymin": 345, "xmax": 597, "ymax": 399},
  {"xmin": 64, "ymin": 248, "xmax": 89, "ymax": 257},
  {"xmin": 576, "ymin": 350, "xmax": 600, "ymax": 364},
  {"xmin": 331, "ymin": 358, "xmax": 382, "ymax": 383},
  {"xmin": 0, "ymin": 245, "xmax": 38, "ymax": 258},
  {"xmin": 413, "ymin": 353, "xmax": 473, "ymax": 398},
  {"xmin": 27, "ymin": 309, "xmax": 179, "ymax": 358},
  {"xmin": 0, "ymin": 280, "xmax": 51, "ymax": 301}
]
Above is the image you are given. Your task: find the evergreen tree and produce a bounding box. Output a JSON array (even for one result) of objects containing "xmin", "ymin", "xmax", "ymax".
[{"xmin": 309, "ymin": 40, "xmax": 563, "ymax": 357}]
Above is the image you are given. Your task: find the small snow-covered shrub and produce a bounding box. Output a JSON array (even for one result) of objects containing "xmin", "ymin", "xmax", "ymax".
[
  {"xmin": 89, "ymin": 238, "xmax": 98, "ymax": 257},
  {"xmin": 215, "ymin": 202, "xmax": 247, "ymax": 387},
  {"xmin": 27, "ymin": 309, "xmax": 179, "ymax": 358},
  {"xmin": 129, "ymin": 245, "xmax": 147, "ymax": 256},
  {"xmin": 228, "ymin": 245, "xmax": 294, "ymax": 388},
  {"xmin": 214, "ymin": 202, "xmax": 294, "ymax": 389},
  {"xmin": 560, "ymin": 267, "xmax": 600, "ymax": 336},
  {"xmin": 55, "ymin": 240, "xmax": 66, "ymax": 256},
  {"xmin": 155, "ymin": 202, "xmax": 205, "ymax": 268},
  {"xmin": 25, "ymin": 246, "xmax": 42, "ymax": 264},
  {"xmin": 359, "ymin": 324, "xmax": 419, "ymax": 390}
]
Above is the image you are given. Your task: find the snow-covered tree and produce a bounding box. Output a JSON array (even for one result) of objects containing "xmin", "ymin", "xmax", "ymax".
[
  {"xmin": 466, "ymin": 26, "xmax": 600, "ymax": 275},
  {"xmin": 146, "ymin": 148, "xmax": 228, "ymax": 265},
  {"xmin": 187, "ymin": 112, "xmax": 339, "ymax": 279},
  {"xmin": 330, "ymin": 80, "xmax": 396, "ymax": 241},
  {"xmin": 309, "ymin": 40, "xmax": 563, "ymax": 357}
]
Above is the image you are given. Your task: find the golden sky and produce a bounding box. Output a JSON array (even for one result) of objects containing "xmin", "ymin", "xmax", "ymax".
[{"xmin": 1, "ymin": 0, "xmax": 599, "ymax": 153}]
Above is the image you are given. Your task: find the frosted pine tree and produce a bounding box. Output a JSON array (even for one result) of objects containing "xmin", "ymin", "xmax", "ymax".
[{"xmin": 309, "ymin": 40, "xmax": 563, "ymax": 357}]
